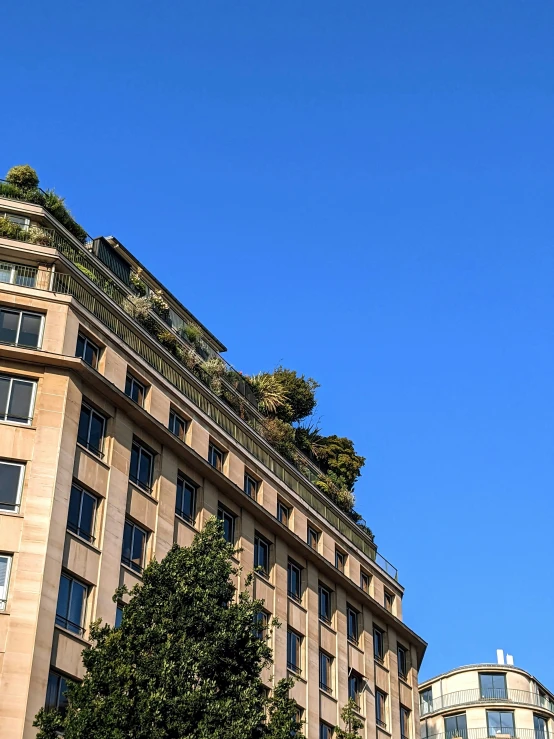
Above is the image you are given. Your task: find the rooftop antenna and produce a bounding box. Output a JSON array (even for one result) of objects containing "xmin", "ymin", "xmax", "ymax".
[{"xmin": 497, "ymin": 649, "xmax": 505, "ymax": 665}]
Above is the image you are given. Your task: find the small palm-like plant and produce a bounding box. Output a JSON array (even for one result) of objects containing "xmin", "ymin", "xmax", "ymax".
[
  {"xmin": 294, "ymin": 422, "xmax": 324, "ymax": 460},
  {"xmin": 248, "ymin": 372, "xmax": 287, "ymax": 415}
]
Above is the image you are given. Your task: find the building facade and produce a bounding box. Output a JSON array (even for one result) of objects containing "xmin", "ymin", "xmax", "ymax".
[
  {"xmin": 420, "ymin": 663, "xmax": 554, "ymax": 739},
  {"xmin": 0, "ymin": 185, "xmax": 426, "ymax": 739}
]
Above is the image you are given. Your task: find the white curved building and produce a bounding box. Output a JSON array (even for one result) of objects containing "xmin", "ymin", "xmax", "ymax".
[{"xmin": 419, "ymin": 663, "xmax": 554, "ymax": 739}]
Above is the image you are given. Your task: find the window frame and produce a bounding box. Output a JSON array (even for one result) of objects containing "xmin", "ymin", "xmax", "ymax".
[
  {"xmin": 307, "ymin": 526, "xmax": 320, "ymax": 550},
  {"xmin": 168, "ymin": 409, "xmax": 187, "ymax": 440},
  {"xmin": 287, "ymin": 629, "xmax": 303, "ymax": 675},
  {"xmin": 444, "ymin": 712, "xmax": 468, "ymax": 739},
  {"xmin": 175, "ymin": 474, "xmax": 197, "ymax": 525},
  {"xmin": 373, "ymin": 626, "xmax": 385, "ymax": 663},
  {"xmin": 287, "ymin": 560, "xmax": 302, "ymax": 602},
  {"xmin": 75, "ymin": 332, "xmax": 100, "ymax": 369},
  {"xmin": 244, "ymin": 472, "xmax": 258, "ymax": 499},
  {"xmin": 0, "ymin": 460, "xmax": 25, "ymax": 513},
  {"xmin": 400, "ymin": 705, "xmax": 411, "ymax": 739},
  {"xmin": 318, "ymin": 583, "xmax": 332, "ymax": 624},
  {"xmin": 360, "ymin": 569, "xmax": 371, "ymax": 594},
  {"xmin": 121, "ymin": 519, "xmax": 148, "ymax": 574},
  {"xmin": 384, "ymin": 590, "xmax": 395, "ymax": 612},
  {"xmin": 217, "ymin": 504, "xmax": 236, "ymax": 544},
  {"xmin": 129, "ymin": 440, "xmax": 154, "ymax": 492},
  {"xmin": 125, "ymin": 373, "xmax": 146, "ymax": 406},
  {"xmin": 348, "ymin": 671, "xmax": 363, "ymax": 709},
  {"xmin": 486, "ymin": 710, "xmax": 515, "ymax": 737},
  {"xmin": 45, "ymin": 670, "xmax": 70, "ymax": 715},
  {"xmin": 67, "ymin": 483, "xmax": 98, "ymax": 543},
  {"xmin": 480, "ymin": 672, "xmax": 508, "ymax": 700},
  {"xmin": 0, "ymin": 554, "xmax": 13, "ymax": 611},
  {"xmin": 398, "ymin": 643, "xmax": 409, "ymax": 679},
  {"xmin": 277, "ymin": 500, "xmax": 290, "ymax": 526},
  {"xmin": 255, "ymin": 610, "xmax": 270, "ymax": 640},
  {"xmin": 0, "ymin": 307, "xmax": 44, "ymax": 349},
  {"xmin": 115, "ymin": 602, "xmax": 125, "ymax": 628},
  {"xmin": 335, "ymin": 549, "xmax": 346, "ymax": 572},
  {"xmin": 0, "ymin": 374, "xmax": 36, "ymax": 425},
  {"xmin": 208, "ymin": 442, "xmax": 225, "ymax": 471},
  {"xmin": 55, "ymin": 572, "xmax": 88, "ymax": 636},
  {"xmin": 347, "ymin": 605, "xmax": 359, "ymax": 644},
  {"xmin": 376, "ymin": 689, "xmax": 388, "ymax": 729},
  {"xmin": 319, "ymin": 650, "xmax": 333, "ymax": 694},
  {"xmin": 77, "ymin": 402, "xmax": 106, "ymax": 458},
  {"xmin": 254, "ymin": 533, "xmax": 271, "ymax": 577},
  {"xmin": 420, "ymin": 687, "xmax": 434, "ymax": 715},
  {"xmin": 320, "ymin": 722, "xmax": 334, "ymax": 739},
  {"xmin": 534, "ymin": 715, "xmax": 549, "ymax": 739}
]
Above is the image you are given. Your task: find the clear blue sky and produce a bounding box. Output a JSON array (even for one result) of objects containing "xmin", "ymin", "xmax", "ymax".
[{"xmin": 3, "ymin": 0, "xmax": 553, "ymax": 687}]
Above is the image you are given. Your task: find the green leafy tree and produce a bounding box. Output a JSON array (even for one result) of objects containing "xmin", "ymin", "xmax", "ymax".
[
  {"xmin": 317, "ymin": 435, "xmax": 365, "ymax": 491},
  {"xmin": 6, "ymin": 164, "xmax": 40, "ymax": 190},
  {"xmin": 34, "ymin": 518, "xmax": 303, "ymax": 739},
  {"xmin": 335, "ymin": 699, "xmax": 364, "ymax": 739},
  {"xmin": 272, "ymin": 366, "xmax": 319, "ymax": 424},
  {"xmin": 265, "ymin": 678, "xmax": 304, "ymax": 738}
]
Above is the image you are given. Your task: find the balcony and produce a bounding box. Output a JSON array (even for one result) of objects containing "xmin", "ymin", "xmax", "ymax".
[
  {"xmin": 426, "ymin": 729, "xmax": 547, "ymax": 739},
  {"xmin": 421, "ymin": 689, "xmax": 554, "ymax": 716}
]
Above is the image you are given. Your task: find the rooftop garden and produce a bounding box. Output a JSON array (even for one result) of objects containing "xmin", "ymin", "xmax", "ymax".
[{"xmin": 0, "ymin": 165, "xmax": 372, "ymax": 540}]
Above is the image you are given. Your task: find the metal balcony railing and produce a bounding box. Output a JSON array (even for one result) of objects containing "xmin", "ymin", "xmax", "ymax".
[
  {"xmin": 421, "ymin": 688, "xmax": 554, "ymax": 716},
  {"xmin": 426, "ymin": 728, "xmax": 547, "ymax": 739}
]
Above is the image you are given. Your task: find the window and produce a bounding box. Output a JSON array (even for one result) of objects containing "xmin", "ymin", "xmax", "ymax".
[
  {"xmin": 0, "ymin": 460, "xmax": 25, "ymax": 513},
  {"xmin": 175, "ymin": 475, "xmax": 196, "ymax": 524},
  {"xmin": 125, "ymin": 374, "xmax": 145, "ymax": 406},
  {"xmin": 75, "ymin": 333, "xmax": 99, "ymax": 369},
  {"xmin": 400, "ymin": 705, "xmax": 411, "ymax": 739},
  {"xmin": 0, "ymin": 308, "xmax": 43, "ymax": 348},
  {"xmin": 319, "ymin": 584, "xmax": 332, "ymax": 623},
  {"xmin": 208, "ymin": 442, "xmax": 225, "ymax": 471},
  {"xmin": 373, "ymin": 626, "xmax": 385, "ymax": 662},
  {"xmin": 480, "ymin": 673, "xmax": 507, "ymax": 700},
  {"xmin": 349, "ymin": 672, "xmax": 363, "ymax": 708},
  {"xmin": 360, "ymin": 570, "xmax": 371, "ymax": 593},
  {"xmin": 55, "ymin": 573, "xmax": 87, "ymax": 636},
  {"xmin": 255, "ymin": 610, "xmax": 269, "ymax": 640},
  {"xmin": 376, "ymin": 690, "xmax": 387, "ymax": 729},
  {"xmin": 288, "ymin": 560, "xmax": 302, "ymax": 602},
  {"xmin": 115, "ymin": 603, "xmax": 124, "ymax": 628},
  {"xmin": 67, "ymin": 484, "xmax": 97, "ymax": 543},
  {"xmin": 287, "ymin": 630, "xmax": 302, "ymax": 674},
  {"xmin": 445, "ymin": 713, "xmax": 467, "ymax": 739},
  {"xmin": 347, "ymin": 605, "xmax": 359, "ymax": 644},
  {"xmin": 169, "ymin": 410, "xmax": 187, "ymax": 440},
  {"xmin": 319, "ymin": 651, "xmax": 333, "ymax": 693},
  {"xmin": 534, "ymin": 715, "xmax": 549, "ymax": 739},
  {"xmin": 320, "ymin": 723, "xmax": 334, "ymax": 739},
  {"xmin": 254, "ymin": 534, "xmax": 270, "ymax": 577},
  {"xmin": 244, "ymin": 473, "xmax": 258, "ymax": 499},
  {"xmin": 0, "ymin": 555, "xmax": 12, "ymax": 611},
  {"xmin": 217, "ymin": 505, "xmax": 236, "ymax": 543},
  {"xmin": 486, "ymin": 711, "xmax": 514, "ymax": 737},
  {"xmin": 45, "ymin": 671, "xmax": 70, "ymax": 715},
  {"xmin": 0, "ymin": 375, "xmax": 36, "ymax": 424},
  {"xmin": 307, "ymin": 526, "xmax": 319, "ymax": 550},
  {"xmin": 335, "ymin": 549, "xmax": 346, "ymax": 572},
  {"xmin": 384, "ymin": 590, "xmax": 395, "ymax": 612},
  {"xmin": 398, "ymin": 644, "xmax": 409, "ymax": 679},
  {"xmin": 121, "ymin": 520, "xmax": 147, "ymax": 573},
  {"xmin": 420, "ymin": 688, "xmax": 434, "ymax": 716},
  {"xmin": 2, "ymin": 212, "xmax": 29, "ymax": 230},
  {"xmin": 0, "ymin": 261, "xmax": 37, "ymax": 287},
  {"xmin": 129, "ymin": 440, "xmax": 154, "ymax": 492},
  {"xmin": 277, "ymin": 501, "xmax": 289, "ymax": 526},
  {"xmin": 77, "ymin": 403, "xmax": 106, "ymax": 457}
]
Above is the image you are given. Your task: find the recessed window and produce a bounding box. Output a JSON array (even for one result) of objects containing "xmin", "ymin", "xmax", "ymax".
[
  {"xmin": 349, "ymin": 671, "xmax": 363, "ymax": 709},
  {"xmin": 0, "ymin": 554, "xmax": 13, "ymax": 611},
  {"xmin": 175, "ymin": 474, "xmax": 196, "ymax": 525},
  {"xmin": 169, "ymin": 410, "xmax": 187, "ymax": 440},
  {"xmin": 125, "ymin": 374, "xmax": 145, "ymax": 406},
  {"xmin": 486, "ymin": 711, "xmax": 514, "ymax": 737},
  {"xmin": 277, "ymin": 500, "xmax": 289, "ymax": 526},
  {"xmin": 77, "ymin": 402, "xmax": 106, "ymax": 457},
  {"xmin": 307, "ymin": 526, "xmax": 319, "ymax": 550},
  {"xmin": 398, "ymin": 644, "xmax": 408, "ymax": 679},
  {"xmin": 376, "ymin": 690, "xmax": 387, "ymax": 729},
  {"xmin": 384, "ymin": 590, "xmax": 395, "ymax": 612},
  {"xmin": 129, "ymin": 440, "xmax": 154, "ymax": 492},
  {"xmin": 2, "ymin": 212, "xmax": 30, "ymax": 230},
  {"xmin": 255, "ymin": 610, "xmax": 270, "ymax": 640},
  {"xmin": 75, "ymin": 333, "xmax": 100, "ymax": 369},
  {"xmin": 67, "ymin": 484, "xmax": 97, "ymax": 543},
  {"xmin": 55, "ymin": 573, "xmax": 87, "ymax": 636},
  {"xmin": 401, "ymin": 705, "xmax": 411, "ymax": 739},
  {"xmin": 287, "ymin": 629, "xmax": 302, "ymax": 674},
  {"xmin": 373, "ymin": 626, "xmax": 385, "ymax": 662},
  {"xmin": 0, "ymin": 308, "xmax": 43, "ymax": 348},
  {"xmin": 115, "ymin": 603, "xmax": 124, "ymax": 628},
  {"xmin": 319, "ymin": 651, "xmax": 333, "ymax": 693},
  {"xmin": 0, "ymin": 260, "xmax": 37, "ymax": 287},
  {"xmin": 45, "ymin": 671, "xmax": 70, "ymax": 715},
  {"xmin": 244, "ymin": 473, "xmax": 258, "ymax": 499},
  {"xmin": 445, "ymin": 713, "xmax": 467, "ymax": 739},
  {"xmin": 534, "ymin": 715, "xmax": 548, "ymax": 739},
  {"xmin": 254, "ymin": 534, "xmax": 270, "ymax": 577},
  {"xmin": 217, "ymin": 505, "xmax": 236, "ymax": 543},
  {"xmin": 480, "ymin": 673, "xmax": 507, "ymax": 700},
  {"xmin": 420, "ymin": 688, "xmax": 433, "ymax": 715},
  {"xmin": 208, "ymin": 442, "xmax": 225, "ymax": 471},
  {"xmin": 0, "ymin": 375, "xmax": 36, "ymax": 425},
  {"xmin": 0, "ymin": 460, "xmax": 25, "ymax": 513},
  {"xmin": 360, "ymin": 570, "xmax": 371, "ymax": 594},
  {"xmin": 320, "ymin": 722, "xmax": 334, "ymax": 739},
  {"xmin": 335, "ymin": 549, "xmax": 346, "ymax": 572},
  {"xmin": 318, "ymin": 584, "xmax": 332, "ymax": 624},
  {"xmin": 287, "ymin": 560, "xmax": 302, "ymax": 602},
  {"xmin": 347, "ymin": 605, "xmax": 359, "ymax": 644},
  {"xmin": 121, "ymin": 520, "xmax": 147, "ymax": 573}
]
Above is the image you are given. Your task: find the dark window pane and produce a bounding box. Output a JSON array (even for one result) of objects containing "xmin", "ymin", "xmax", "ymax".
[
  {"xmin": 0, "ymin": 462, "xmax": 23, "ymax": 510},
  {"xmin": 79, "ymin": 492, "xmax": 96, "ymax": 539},
  {"xmin": 125, "ymin": 375, "xmax": 132, "ymax": 396},
  {"xmin": 68, "ymin": 580, "xmax": 86, "ymax": 633},
  {"xmin": 78, "ymin": 405, "xmax": 91, "ymax": 445},
  {"xmin": 8, "ymin": 380, "xmax": 33, "ymax": 422},
  {"xmin": 0, "ymin": 310, "xmax": 19, "ymax": 344},
  {"xmin": 139, "ymin": 450, "xmax": 152, "ymax": 488},
  {"xmin": 131, "ymin": 527, "xmax": 145, "ymax": 567},
  {"xmin": 83, "ymin": 341, "xmax": 98, "ymax": 368},
  {"xmin": 88, "ymin": 411, "xmax": 104, "ymax": 453},
  {"xmin": 0, "ymin": 377, "xmax": 10, "ymax": 417},
  {"xmin": 67, "ymin": 485, "xmax": 82, "ymax": 533},
  {"xmin": 76, "ymin": 334, "xmax": 85, "ymax": 360},
  {"xmin": 56, "ymin": 574, "xmax": 71, "ymax": 622},
  {"xmin": 130, "ymin": 444, "xmax": 139, "ymax": 480},
  {"xmin": 18, "ymin": 313, "xmax": 42, "ymax": 348},
  {"xmin": 122, "ymin": 521, "xmax": 133, "ymax": 563},
  {"xmin": 115, "ymin": 604, "xmax": 124, "ymax": 628}
]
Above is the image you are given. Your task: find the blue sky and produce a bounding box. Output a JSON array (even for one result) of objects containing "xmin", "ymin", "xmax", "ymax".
[{"xmin": 3, "ymin": 0, "xmax": 553, "ymax": 686}]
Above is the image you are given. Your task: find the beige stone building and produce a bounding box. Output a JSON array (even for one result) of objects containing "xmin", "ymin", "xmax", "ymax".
[
  {"xmin": 420, "ymin": 660, "xmax": 554, "ymax": 739},
  {"xmin": 0, "ymin": 184, "xmax": 426, "ymax": 739}
]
